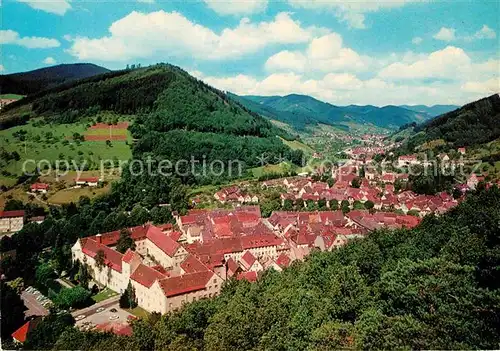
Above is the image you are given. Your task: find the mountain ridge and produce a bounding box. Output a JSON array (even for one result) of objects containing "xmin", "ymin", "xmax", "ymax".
[
  {"xmin": 399, "ymin": 104, "xmax": 460, "ymax": 117},
  {"xmin": 0, "ymin": 63, "xmax": 110, "ymax": 96},
  {"xmin": 235, "ymin": 93, "xmax": 435, "ymax": 131}
]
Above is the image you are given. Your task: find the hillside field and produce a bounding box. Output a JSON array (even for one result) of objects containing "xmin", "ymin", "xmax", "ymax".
[
  {"xmin": 0, "ymin": 94, "xmax": 25, "ymax": 100},
  {"xmin": 0, "ymin": 119, "xmax": 133, "ymax": 181}
]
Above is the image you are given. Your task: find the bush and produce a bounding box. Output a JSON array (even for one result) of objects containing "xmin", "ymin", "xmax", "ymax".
[{"xmin": 53, "ymin": 286, "xmax": 92, "ymax": 310}]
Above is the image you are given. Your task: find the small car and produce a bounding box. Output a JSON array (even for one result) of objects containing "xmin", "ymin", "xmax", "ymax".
[{"xmin": 109, "ymin": 308, "xmax": 118, "ymax": 313}]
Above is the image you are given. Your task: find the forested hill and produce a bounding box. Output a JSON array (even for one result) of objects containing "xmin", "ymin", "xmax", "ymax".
[
  {"xmin": 0, "ymin": 63, "xmax": 110, "ymax": 95},
  {"xmin": 407, "ymin": 93, "xmax": 500, "ymax": 150},
  {"xmin": 233, "ymin": 93, "xmax": 434, "ymax": 131},
  {"xmin": 20, "ymin": 186, "xmax": 500, "ymax": 350},
  {"xmin": 0, "ymin": 64, "xmax": 300, "ymax": 183}
]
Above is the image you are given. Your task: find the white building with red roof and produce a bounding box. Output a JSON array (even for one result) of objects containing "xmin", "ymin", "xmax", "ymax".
[
  {"xmin": 0, "ymin": 210, "xmax": 25, "ymax": 233},
  {"xmin": 30, "ymin": 183, "xmax": 49, "ymax": 193}
]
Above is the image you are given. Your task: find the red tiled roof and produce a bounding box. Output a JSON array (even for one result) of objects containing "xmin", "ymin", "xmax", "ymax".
[
  {"xmin": 276, "ymin": 253, "xmax": 291, "ymax": 268},
  {"xmin": 122, "ymin": 249, "xmax": 139, "ymax": 263},
  {"xmin": 75, "ymin": 177, "xmax": 99, "ymax": 182},
  {"xmin": 240, "ymin": 251, "xmax": 257, "ymax": 270},
  {"xmin": 81, "ymin": 238, "xmax": 123, "ymax": 272},
  {"xmin": 181, "ymin": 254, "xmax": 209, "ymax": 274},
  {"xmin": 226, "ymin": 257, "xmax": 240, "ymax": 274},
  {"xmin": 169, "ymin": 231, "xmax": 182, "ymax": 242},
  {"xmin": 146, "ymin": 225, "xmax": 180, "ymax": 257},
  {"xmin": 241, "ymin": 234, "xmax": 283, "ymax": 250},
  {"xmin": 0, "ymin": 210, "xmax": 25, "ymax": 218},
  {"xmin": 95, "ymin": 322, "xmax": 133, "ymax": 336},
  {"xmin": 30, "ymin": 183, "xmax": 49, "ymax": 190},
  {"xmin": 159, "ymin": 271, "xmax": 213, "ymax": 297},
  {"xmin": 237, "ymin": 271, "xmax": 258, "ymax": 282},
  {"xmin": 88, "ymin": 225, "xmax": 149, "ymax": 247},
  {"xmin": 11, "ymin": 318, "xmax": 41, "ymax": 343},
  {"xmin": 130, "ymin": 263, "xmax": 165, "ymax": 287}
]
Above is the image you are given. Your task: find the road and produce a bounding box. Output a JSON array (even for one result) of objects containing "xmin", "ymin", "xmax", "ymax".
[{"xmin": 71, "ymin": 296, "xmax": 120, "ymax": 317}]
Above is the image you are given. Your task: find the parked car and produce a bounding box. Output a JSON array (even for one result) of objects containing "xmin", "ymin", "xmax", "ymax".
[
  {"xmin": 109, "ymin": 308, "xmax": 118, "ymax": 313},
  {"xmin": 96, "ymin": 307, "xmax": 105, "ymax": 313},
  {"xmin": 109, "ymin": 315, "xmax": 119, "ymax": 320},
  {"xmin": 75, "ymin": 315, "xmax": 86, "ymax": 321}
]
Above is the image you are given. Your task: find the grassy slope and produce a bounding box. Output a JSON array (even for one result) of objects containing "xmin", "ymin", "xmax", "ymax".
[
  {"xmin": 0, "ymin": 119, "xmax": 132, "ymax": 177},
  {"xmin": 0, "ymin": 94, "xmax": 25, "ymax": 100},
  {"xmin": 279, "ymin": 137, "xmax": 315, "ymax": 154}
]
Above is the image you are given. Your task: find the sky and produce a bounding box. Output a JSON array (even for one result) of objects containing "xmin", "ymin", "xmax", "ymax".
[{"xmin": 2, "ymin": 0, "xmax": 499, "ymax": 106}]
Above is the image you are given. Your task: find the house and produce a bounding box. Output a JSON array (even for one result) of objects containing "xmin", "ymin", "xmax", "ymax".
[
  {"xmin": 458, "ymin": 147, "xmax": 466, "ymax": 155},
  {"xmin": 75, "ymin": 177, "xmax": 100, "ymax": 187},
  {"xmin": 30, "ymin": 183, "xmax": 49, "ymax": 193},
  {"xmin": 29, "ymin": 216, "xmax": 45, "ymax": 224},
  {"xmin": 95, "ymin": 322, "xmax": 133, "ymax": 337},
  {"xmin": 239, "ymin": 251, "xmax": 263, "ymax": 272},
  {"xmin": 438, "ymin": 153, "xmax": 450, "ymax": 162},
  {"xmin": 0, "ymin": 210, "xmax": 25, "ymax": 233},
  {"xmin": 381, "ymin": 173, "xmax": 396, "ymax": 184},
  {"xmin": 397, "ymin": 155, "xmax": 419, "ymax": 167},
  {"xmin": 467, "ymin": 174, "xmax": 485, "ymax": 190},
  {"xmin": 12, "ymin": 318, "xmax": 42, "ymax": 344}
]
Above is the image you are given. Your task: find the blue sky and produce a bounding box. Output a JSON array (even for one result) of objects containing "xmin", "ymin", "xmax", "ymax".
[{"xmin": 2, "ymin": 0, "xmax": 499, "ymax": 105}]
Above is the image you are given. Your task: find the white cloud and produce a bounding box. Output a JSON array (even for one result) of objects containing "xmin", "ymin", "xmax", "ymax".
[
  {"xmin": 43, "ymin": 56, "xmax": 56, "ymax": 65},
  {"xmin": 137, "ymin": 0, "xmax": 155, "ymax": 3},
  {"xmin": 0, "ymin": 65, "xmax": 5, "ymax": 72},
  {"xmin": 0, "ymin": 30, "xmax": 60, "ymax": 48},
  {"xmin": 412, "ymin": 36, "xmax": 423, "ymax": 45},
  {"xmin": 17, "ymin": 0, "xmax": 71, "ymax": 15},
  {"xmin": 265, "ymin": 33, "xmax": 369, "ymax": 73},
  {"xmin": 67, "ymin": 11, "xmax": 318, "ymax": 61},
  {"xmin": 465, "ymin": 24, "xmax": 497, "ymax": 41},
  {"xmin": 433, "ymin": 27, "xmax": 456, "ymax": 41},
  {"xmin": 194, "ymin": 42, "xmax": 499, "ymax": 106},
  {"xmin": 379, "ymin": 46, "xmax": 472, "ymax": 79},
  {"xmin": 287, "ymin": 0, "xmax": 426, "ymax": 29},
  {"xmin": 474, "ymin": 25, "xmax": 496, "ymax": 39},
  {"xmin": 461, "ymin": 78, "xmax": 499, "ymax": 95},
  {"xmin": 265, "ymin": 50, "xmax": 307, "ymax": 72},
  {"xmin": 195, "ymin": 70, "xmax": 481, "ymax": 106},
  {"xmin": 203, "ymin": 0, "xmax": 267, "ymax": 15}
]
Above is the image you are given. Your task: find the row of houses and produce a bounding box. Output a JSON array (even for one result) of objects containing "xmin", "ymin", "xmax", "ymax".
[
  {"xmin": 214, "ymin": 186, "xmax": 258, "ymax": 204},
  {"xmin": 277, "ymin": 173, "xmax": 459, "ymax": 216}
]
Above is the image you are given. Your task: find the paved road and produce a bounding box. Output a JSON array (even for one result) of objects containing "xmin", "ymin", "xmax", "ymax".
[
  {"xmin": 71, "ymin": 296, "xmax": 120, "ymax": 317},
  {"xmin": 21, "ymin": 291, "xmax": 49, "ymax": 317}
]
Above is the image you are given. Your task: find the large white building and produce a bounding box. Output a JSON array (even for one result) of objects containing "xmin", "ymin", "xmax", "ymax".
[{"xmin": 0, "ymin": 210, "xmax": 24, "ymax": 233}]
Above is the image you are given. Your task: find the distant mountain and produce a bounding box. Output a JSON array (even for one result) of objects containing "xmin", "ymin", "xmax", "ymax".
[
  {"xmin": 399, "ymin": 104, "xmax": 460, "ymax": 117},
  {"xmin": 407, "ymin": 94, "xmax": 500, "ymax": 149},
  {"xmin": 234, "ymin": 93, "xmax": 433, "ymax": 131},
  {"xmin": 0, "ymin": 63, "xmax": 110, "ymax": 95}
]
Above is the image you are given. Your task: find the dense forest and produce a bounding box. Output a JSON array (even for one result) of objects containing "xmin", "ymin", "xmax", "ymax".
[
  {"xmin": 3, "ymin": 187, "xmax": 498, "ymax": 350},
  {"xmin": 408, "ymin": 94, "xmax": 500, "ymax": 150}
]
